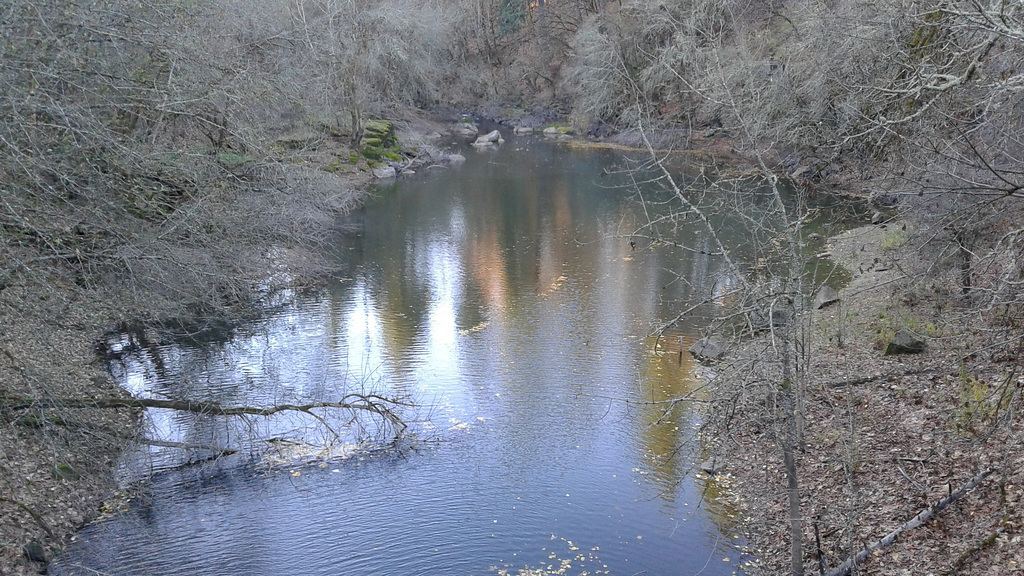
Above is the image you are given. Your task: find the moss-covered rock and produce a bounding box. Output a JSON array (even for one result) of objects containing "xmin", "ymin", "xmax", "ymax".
[
  {"xmin": 360, "ymin": 119, "xmax": 402, "ymax": 162},
  {"xmin": 363, "ymin": 119, "xmax": 394, "ymax": 138},
  {"xmin": 321, "ymin": 157, "xmax": 345, "ymax": 173}
]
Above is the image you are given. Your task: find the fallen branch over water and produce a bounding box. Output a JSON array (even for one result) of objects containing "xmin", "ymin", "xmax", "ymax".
[
  {"xmin": 2, "ymin": 393, "xmax": 409, "ymax": 434},
  {"xmin": 140, "ymin": 439, "xmax": 239, "ymax": 456},
  {"xmin": 822, "ymin": 468, "xmax": 994, "ymax": 576}
]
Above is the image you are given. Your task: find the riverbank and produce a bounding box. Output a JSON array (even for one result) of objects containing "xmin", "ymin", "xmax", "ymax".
[
  {"xmin": 712, "ymin": 223, "xmax": 1023, "ymax": 575},
  {"xmin": 0, "ymin": 110, "xmax": 483, "ymax": 574},
  {"xmin": 0, "ymin": 160, "xmax": 359, "ymax": 576}
]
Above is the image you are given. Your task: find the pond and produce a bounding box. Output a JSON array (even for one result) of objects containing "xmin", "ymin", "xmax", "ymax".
[{"xmin": 51, "ymin": 137, "xmax": 749, "ymax": 576}]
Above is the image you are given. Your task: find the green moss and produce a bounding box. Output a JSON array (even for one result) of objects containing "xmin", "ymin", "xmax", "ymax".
[
  {"xmin": 359, "ymin": 119, "xmax": 401, "ymax": 163},
  {"xmin": 880, "ymin": 229, "xmax": 907, "ymax": 251},
  {"xmin": 53, "ymin": 463, "xmax": 81, "ymax": 481},
  {"xmin": 321, "ymin": 157, "xmax": 345, "ymax": 173},
  {"xmin": 871, "ymin": 311, "xmax": 941, "ymax": 350},
  {"xmin": 363, "ymin": 119, "xmax": 393, "ymax": 137},
  {"xmin": 544, "ymin": 124, "xmax": 573, "ymax": 134}
]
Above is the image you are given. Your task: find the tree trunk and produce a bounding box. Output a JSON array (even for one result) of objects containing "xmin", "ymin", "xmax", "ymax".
[
  {"xmin": 782, "ymin": 385, "xmax": 805, "ymax": 573},
  {"xmin": 955, "ymin": 229, "xmax": 973, "ymax": 295},
  {"xmin": 782, "ymin": 326, "xmax": 805, "ymax": 575}
]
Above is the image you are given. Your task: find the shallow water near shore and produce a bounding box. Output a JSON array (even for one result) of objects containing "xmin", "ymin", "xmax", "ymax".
[{"xmin": 51, "ymin": 138, "xmax": 749, "ymax": 576}]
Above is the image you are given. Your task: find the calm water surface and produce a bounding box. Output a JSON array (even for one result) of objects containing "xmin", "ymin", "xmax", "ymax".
[{"xmin": 52, "ymin": 139, "xmax": 746, "ymax": 576}]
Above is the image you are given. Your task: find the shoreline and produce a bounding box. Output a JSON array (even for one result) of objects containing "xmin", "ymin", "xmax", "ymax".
[
  {"xmin": 0, "ymin": 112, "xmax": 470, "ymax": 574},
  {"xmin": 711, "ymin": 221, "xmax": 1023, "ymax": 575}
]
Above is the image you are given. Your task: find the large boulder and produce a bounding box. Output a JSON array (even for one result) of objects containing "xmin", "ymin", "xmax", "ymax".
[
  {"xmin": 813, "ymin": 286, "xmax": 840, "ymax": 309},
  {"xmin": 884, "ymin": 329, "xmax": 925, "ymax": 355},
  {"xmin": 472, "ymin": 129, "xmax": 504, "ymax": 146},
  {"xmin": 359, "ymin": 119, "xmax": 401, "ymax": 162},
  {"xmin": 689, "ymin": 336, "xmax": 726, "ymax": 363},
  {"xmin": 363, "ymin": 119, "xmax": 393, "ymax": 140}
]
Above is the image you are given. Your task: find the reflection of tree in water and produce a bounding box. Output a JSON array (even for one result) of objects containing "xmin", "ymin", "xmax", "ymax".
[{"xmin": 633, "ymin": 333, "xmax": 700, "ymax": 505}]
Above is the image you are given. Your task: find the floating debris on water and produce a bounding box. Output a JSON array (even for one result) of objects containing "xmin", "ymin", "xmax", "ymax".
[{"xmin": 458, "ymin": 321, "xmax": 490, "ymax": 335}]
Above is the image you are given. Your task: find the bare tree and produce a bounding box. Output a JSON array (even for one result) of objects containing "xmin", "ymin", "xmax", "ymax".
[{"xmin": 580, "ymin": 16, "xmax": 817, "ymax": 569}]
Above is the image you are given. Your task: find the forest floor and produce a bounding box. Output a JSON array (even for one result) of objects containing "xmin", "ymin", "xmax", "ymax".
[{"xmin": 715, "ymin": 222, "xmax": 1024, "ymax": 576}]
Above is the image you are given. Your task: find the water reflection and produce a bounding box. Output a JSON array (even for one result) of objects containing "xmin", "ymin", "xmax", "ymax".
[{"xmin": 56, "ymin": 139, "xmax": 745, "ymax": 576}]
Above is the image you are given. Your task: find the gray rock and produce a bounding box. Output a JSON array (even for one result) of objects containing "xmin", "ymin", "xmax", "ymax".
[
  {"xmin": 22, "ymin": 540, "xmax": 47, "ymax": 563},
  {"xmin": 472, "ymin": 129, "xmax": 504, "ymax": 146},
  {"xmin": 689, "ymin": 336, "xmax": 726, "ymax": 362},
  {"xmin": 447, "ymin": 154, "xmax": 466, "ymax": 165},
  {"xmin": 884, "ymin": 329, "xmax": 925, "ymax": 355},
  {"xmin": 699, "ymin": 458, "xmax": 723, "ymax": 474},
  {"xmin": 453, "ymin": 122, "xmax": 478, "ymax": 136},
  {"xmin": 513, "ymin": 126, "xmax": 534, "ymax": 134},
  {"xmin": 371, "ymin": 166, "xmax": 396, "ymax": 179},
  {"xmin": 871, "ymin": 211, "xmax": 885, "ymax": 225},
  {"xmin": 771, "ymin": 309, "xmax": 792, "ymax": 327},
  {"xmin": 813, "ymin": 286, "xmax": 840, "ymax": 309}
]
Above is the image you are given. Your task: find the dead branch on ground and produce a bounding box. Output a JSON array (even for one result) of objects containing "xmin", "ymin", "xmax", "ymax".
[{"xmin": 821, "ymin": 468, "xmax": 994, "ymax": 576}]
